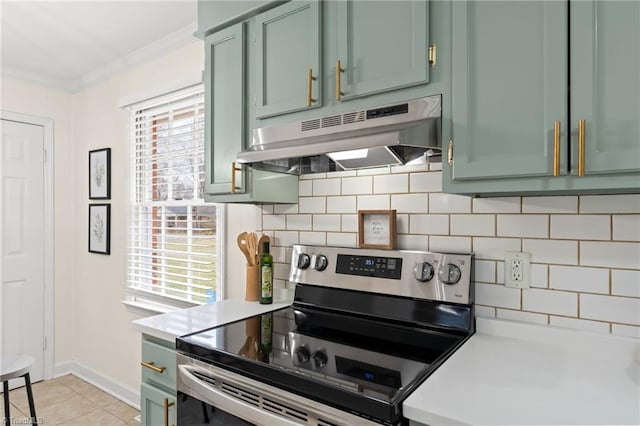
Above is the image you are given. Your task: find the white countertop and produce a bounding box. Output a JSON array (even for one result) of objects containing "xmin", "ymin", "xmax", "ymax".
[
  {"xmin": 403, "ymin": 317, "xmax": 640, "ymax": 425},
  {"xmin": 131, "ymin": 298, "xmax": 291, "ymax": 342}
]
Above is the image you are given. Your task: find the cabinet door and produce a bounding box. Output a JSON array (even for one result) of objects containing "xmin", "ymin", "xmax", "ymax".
[
  {"xmin": 204, "ymin": 23, "xmax": 246, "ymax": 195},
  {"xmin": 335, "ymin": 0, "xmax": 429, "ymax": 101},
  {"xmin": 451, "ymin": 1, "xmax": 567, "ymax": 180},
  {"xmin": 141, "ymin": 383, "xmax": 176, "ymax": 426},
  {"xmin": 571, "ymin": 0, "xmax": 640, "ymax": 176},
  {"xmin": 255, "ymin": 0, "xmax": 321, "ymax": 118}
]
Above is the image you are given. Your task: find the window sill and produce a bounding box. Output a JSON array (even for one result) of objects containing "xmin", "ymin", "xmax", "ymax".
[{"xmin": 122, "ymin": 299, "xmax": 179, "ymax": 316}]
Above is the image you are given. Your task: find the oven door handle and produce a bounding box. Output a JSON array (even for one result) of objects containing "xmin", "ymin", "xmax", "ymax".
[{"xmin": 177, "ymin": 364, "xmax": 300, "ymax": 426}]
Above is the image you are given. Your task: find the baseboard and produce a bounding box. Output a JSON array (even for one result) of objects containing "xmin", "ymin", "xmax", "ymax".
[{"xmin": 53, "ymin": 361, "xmax": 140, "ymax": 410}]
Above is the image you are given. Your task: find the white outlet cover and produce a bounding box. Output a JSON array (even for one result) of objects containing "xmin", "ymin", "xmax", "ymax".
[{"xmin": 504, "ymin": 251, "xmax": 531, "ymax": 289}]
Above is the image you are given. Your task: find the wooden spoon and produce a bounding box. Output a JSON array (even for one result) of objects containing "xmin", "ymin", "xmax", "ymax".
[
  {"xmin": 258, "ymin": 235, "xmax": 270, "ymax": 256},
  {"xmin": 237, "ymin": 232, "xmax": 254, "ymax": 265}
]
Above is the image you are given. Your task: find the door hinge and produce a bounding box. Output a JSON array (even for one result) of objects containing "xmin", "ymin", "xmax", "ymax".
[
  {"xmin": 447, "ymin": 140, "xmax": 454, "ymax": 166},
  {"xmin": 43, "ymin": 336, "xmax": 47, "ymax": 350},
  {"xmin": 428, "ymin": 43, "xmax": 437, "ymax": 68}
]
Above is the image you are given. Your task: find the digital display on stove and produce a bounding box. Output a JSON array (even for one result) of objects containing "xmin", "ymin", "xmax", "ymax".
[
  {"xmin": 335, "ymin": 356, "xmax": 402, "ymax": 389},
  {"xmin": 335, "ymin": 254, "xmax": 402, "ymax": 279}
]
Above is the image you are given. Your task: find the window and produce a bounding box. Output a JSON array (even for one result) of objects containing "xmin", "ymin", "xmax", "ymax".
[{"xmin": 126, "ymin": 85, "xmax": 222, "ymax": 310}]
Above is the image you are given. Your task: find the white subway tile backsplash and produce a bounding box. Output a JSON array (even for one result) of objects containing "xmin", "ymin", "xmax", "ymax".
[
  {"xmin": 263, "ymin": 214, "xmax": 286, "ymax": 230},
  {"xmin": 341, "ymin": 214, "xmax": 358, "ymax": 232},
  {"xmin": 476, "ymin": 283, "xmax": 521, "ymax": 309},
  {"xmin": 522, "ymin": 288, "xmax": 578, "ymax": 316},
  {"xmin": 473, "ymin": 197, "xmax": 520, "ymax": 214},
  {"xmin": 357, "ymin": 166, "xmax": 390, "ymax": 176},
  {"xmin": 329, "ymin": 170, "xmax": 357, "ymax": 177},
  {"xmin": 271, "ymin": 246, "xmax": 288, "ymax": 263},
  {"xmin": 274, "ymin": 204, "xmax": 298, "ymax": 214},
  {"xmin": 262, "ymin": 205, "xmax": 274, "ymax": 215},
  {"xmin": 549, "ymin": 316, "xmax": 609, "ymax": 333},
  {"xmin": 429, "ymin": 236, "xmax": 471, "ymax": 253},
  {"xmin": 580, "ymin": 294, "xmax": 640, "ymax": 325},
  {"xmin": 357, "ymin": 194, "xmax": 390, "ymax": 210},
  {"xmin": 410, "ymin": 172, "xmax": 442, "ymax": 193},
  {"xmin": 374, "ymin": 174, "xmax": 408, "ymax": 194},
  {"xmin": 551, "ymin": 215, "xmax": 610, "ymax": 240},
  {"xmin": 274, "ymin": 263, "xmax": 290, "ymax": 281},
  {"xmin": 497, "ymin": 309, "xmax": 548, "ymax": 325},
  {"xmin": 313, "ymin": 215, "xmax": 341, "ymax": 232},
  {"xmin": 409, "ymin": 214, "xmax": 449, "ymax": 235},
  {"xmin": 613, "ymin": 215, "xmax": 640, "ymax": 241},
  {"xmin": 299, "ymin": 232, "xmax": 325, "ymax": 246},
  {"xmin": 274, "ymin": 231, "xmax": 298, "ymax": 247},
  {"xmin": 522, "ymin": 196, "xmax": 578, "ymax": 214},
  {"xmin": 327, "ymin": 232, "xmax": 356, "ymax": 247},
  {"xmin": 298, "ymin": 197, "xmax": 325, "ymax": 214},
  {"xmin": 396, "ymin": 214, "xmax": 409, "ymax": 234},
  {"xmin": 327, "ymin": 196, "xmax": 356, "ymax": 213},
  {"xmin": 299, "ymin": 180, "xmax": 312, "ymax": 196},
  {"xmin": 611, "ymin": 270, "xmax": 640, "ymax": 298},
  {"xmin": 496, "ymin": 261, "xmax": 505, "ymax": 284},
  {"xmin": 612, "ymin": 324, "xmax": 640, "ymax": 339},
  {"xmin": 313, "ymin": 178, "xmax": 341, "ymax": 196},
  {"xmin": 523, "ymin": 239, "xmax": 578, "ymax": 265},
  {"xmin": 428, "ymin": 162, "xmax": 442, "ymax": 171},
  {"xmin": 475, "ymin": 260, "xmax": 496, "ymax": 283},
  {"xmin": 397, "ymin": 234, "xmax": 429, "ymax": 250},
  {"xmin": 580, "ymin": 194, "xmax": 640, "ymax": 213},
  {"xmin": 287, "ymin": 215, "xmax": 312, "ymax": 231},
  {"xmin": 300, "ymin": 172, "xmax": 325, "ymax": 180},
  {"xmin": 391, "ymin": 164, "xmax": 428, "ymax": 174},
  {"xmin": 580, "ymin": 241, "xmax": 640, "ymax": 269},
  {"xmin": 549, "ymin": 265, "xmax": 609, "ymax": 294},
  {"xmin": 341, "ymin": 176, "xmax": 372, "ymax": 195},
  {"xmin": 475, "ymin": 306, "xmax": 496, "ymax": 318},
  {"xmin": 473, "ymin": 237, "xmax": 520, "ymax": 260},
  {"xmin": 391, "ymin": 193, "xmax": 428, "ymax": 213},
  {"xmin": 451, "ymin": 214, "xmax": 494, "ymax": 236},
  {"xmin": 430, "ymin": 193, "xmax": 471, "ymax": 213},
  {"xmin": 531, "ymin": 264, "xmax": 548, "ymax": 288},
  {"xmin": 497, "ymin": 215, "xmax": 548, "ymax": 238}
]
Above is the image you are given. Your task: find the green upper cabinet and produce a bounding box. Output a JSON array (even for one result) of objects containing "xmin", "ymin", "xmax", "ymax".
[
  {"xmin": 570, "ymin": 0, "xmax": 640, "ymax": 176},
  {"xmin": 335, "ymin": 0, "xmax": 430, "ymax": 101},
  {"xmin": 255, "ymin": 0, "xmax": 322, "ymax": 118},
  {"xmin": 204, "ymin": 23, "xmax": 246, "ymax": 195},
  {"xmin": 445, "ymin": 0, "xmax": 639, "ymax": 195}
]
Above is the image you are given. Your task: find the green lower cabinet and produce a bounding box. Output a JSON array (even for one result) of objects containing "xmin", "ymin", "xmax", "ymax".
[{"xmin": 141, "ymin": 383, "xmax": 176, "ymax": 426}]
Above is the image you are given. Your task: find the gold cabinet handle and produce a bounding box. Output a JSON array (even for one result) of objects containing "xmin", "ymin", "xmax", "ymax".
[
  {"xmin": 553, "ymin": 120, "xmax": 561, "ymax": 177},
  {"xmin": 578, "ymin": 119, "xmax": 586, "ymax": 176},
  {"xmin": 141, "ymin": 361, "xmax": 165, "ymax": 374},
  {"xmin": 163, "ymin": 398, "xmax": 175, "ymax": 426},
  {"xmin": 335, "ymin": 60, "xmax": 344, "ymax": 100},
  {"xmin": 306, "ymin": 68, "xmax": 316, "ymax": 107},
  {"xmin": 231, "ymin": 162, "xmax": 241, "ymax": 194},
  {"xmin": 447, "ymin": 140, "xmax": 454, "ymax": 166},
  {"xmin": 428, "ymin": 43, "xmax": 437, "ymax": 68}
]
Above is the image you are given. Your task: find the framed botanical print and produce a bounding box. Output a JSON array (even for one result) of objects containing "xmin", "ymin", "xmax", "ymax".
[
  {"xmin": 89, "ymin": 148, "xmax": 111, "ymax": 199},
  {"xmin": 89, "ymin": 204, "xmax": 110, "ymax": 255}
]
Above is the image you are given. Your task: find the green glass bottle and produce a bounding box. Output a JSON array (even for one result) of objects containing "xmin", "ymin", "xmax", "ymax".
[
  {"xmin": 259, "ymin": 313, "xmax": 273, "ymax": 363},
  {"xmin": 259, "ymin": 242, "xmax": 273, "ymax": 304}
]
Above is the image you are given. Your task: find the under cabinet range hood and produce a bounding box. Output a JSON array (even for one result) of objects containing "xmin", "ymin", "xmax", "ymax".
[{"xmin": 236, "ymin": 95, "xmax": 442, "ymax": 174}]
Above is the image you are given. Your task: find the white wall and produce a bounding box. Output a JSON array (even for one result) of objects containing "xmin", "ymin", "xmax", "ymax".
[{"xmin": 261, "ymin": 165, "xmax": 640, "ymax": 338}]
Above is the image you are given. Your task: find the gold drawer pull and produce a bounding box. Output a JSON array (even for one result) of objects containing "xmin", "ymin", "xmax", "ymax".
[
  {"xmin": 578, "ymin": 119, "xmax": 586, "ymax": 176},
  {"xmin": 428, "ymin": 43, "xmax": 437, "ymax": 68},
  {"xmin": 141, "ymin": 361, "xmax": 165, "ymax": 374},
  {"xmin": 163, "ymin": 398, "xmax": 175, "ymax": 426},
  {"xmin": 553, "ymin": 120, "xmax": 561, "ymax": 177},
  {"xmin": 231, "ymin": 162, "xmax": 241, "ymax": 194},
  {"xmin": 306, "ymin": 68, "xmax": 316, "ymax": 107},
  {"xmin": 336, "ymin": 60, "xmax": 344, "ymax": 100}
]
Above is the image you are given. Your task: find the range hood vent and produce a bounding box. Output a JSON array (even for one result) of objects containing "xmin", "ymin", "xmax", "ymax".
[{"xmin": 237, "ymin": 95, "xmax": 442, "ymax": 175}]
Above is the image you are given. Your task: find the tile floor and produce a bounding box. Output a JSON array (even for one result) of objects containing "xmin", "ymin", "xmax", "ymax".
[{"xmin": 1, "ymin": 374, "xmax": 140, "ymax": 425}]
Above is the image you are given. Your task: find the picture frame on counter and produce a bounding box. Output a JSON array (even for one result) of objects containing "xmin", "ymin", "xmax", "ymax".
[
  {"xmin": 89, "ymin": 204, "xmax": 111, "ymax": 255},
  {"xmin": 358, "ymin": 209, "xmax": 397, "ymax": 249},
  {"xmin": 89, "ymin": 147, "xmax": 111, "ymax": 199}
]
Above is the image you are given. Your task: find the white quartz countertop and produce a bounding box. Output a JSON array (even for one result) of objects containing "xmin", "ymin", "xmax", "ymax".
[
  {"xmin": 131, "ymin": 298, "xmax": 291, "ymax": 342},
  {"xmin": 404, "ymin": 317, "xmax": 640, "ymax": 425}
]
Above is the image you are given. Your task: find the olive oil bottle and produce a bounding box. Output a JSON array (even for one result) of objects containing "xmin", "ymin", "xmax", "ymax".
[{"xmin": 259, "ymin": 242, "xmax": 273, "ymax": 304}]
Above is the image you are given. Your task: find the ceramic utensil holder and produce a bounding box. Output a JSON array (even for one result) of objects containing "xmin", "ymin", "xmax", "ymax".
[{"xmin": 245, "ymin": 264, "xmax": 259, "ymax": 301}]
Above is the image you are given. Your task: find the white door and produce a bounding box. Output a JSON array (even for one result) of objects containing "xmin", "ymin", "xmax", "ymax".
[{"xmin": 0, "ymin": 119, "xmax": 45, "ymax": 387}]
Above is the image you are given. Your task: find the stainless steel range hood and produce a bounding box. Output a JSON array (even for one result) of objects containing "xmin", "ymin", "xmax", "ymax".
[{"xmin": 236, "ymin": 95, "xmax": 442, "ymax": 174}]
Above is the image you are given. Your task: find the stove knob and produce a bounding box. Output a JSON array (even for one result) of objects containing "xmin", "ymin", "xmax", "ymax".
[
  {"xmin": 439, "ymin": 263, "xmax": 462, "ymax": 285},
  {"xmin": 295, "ymin": 346, "xmax": 310, "ymax": 363},
  {"xmin": 312, "ymin": 350, "xmax": 328, "ymax": 368},
  {"xmin": 297, "ymin": 253, "xmax": 311, "ymax": 270},
  {"xmin": 414, "ymin": 262, "xmax": 435, "ymax": 282},
  {"xmin": 314, "ymin": 255, "xmax": 328, "ymax": 272}
]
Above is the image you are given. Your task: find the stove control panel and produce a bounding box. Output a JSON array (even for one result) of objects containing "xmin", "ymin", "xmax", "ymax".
[{"xmin": 290, "ymin": 245, "xmax": 474, "ymax": 305}]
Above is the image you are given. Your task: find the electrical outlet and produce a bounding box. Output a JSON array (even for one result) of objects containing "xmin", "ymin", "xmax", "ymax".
[{"xmin": 504, "ymin": 251, "xmax": 531, "ymax": 289}]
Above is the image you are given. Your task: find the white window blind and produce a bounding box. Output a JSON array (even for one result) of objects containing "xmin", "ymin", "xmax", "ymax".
[{"xmin": 127, "ymin": 85, "xmax": 220, "ymax": 309}]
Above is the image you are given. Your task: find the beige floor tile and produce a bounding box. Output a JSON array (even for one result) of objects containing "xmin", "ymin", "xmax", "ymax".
[
  {"xmin": 82, "ymin": 387, "xmax": 121, "ymax": 407},
  {"xmin": 63, "ymin": 377, "xmax": 100, "ymax": 395},
  {"xmin": 53, "ymin": 374, "xmax": 76, "ymax": 386},
  {"xmin": 103, "ymin": 401, "xmax": 140, "ymax": 423},
  {"xmin": 38, "ymin": 395, "xmax": 96, "ymax": 425},
  {"xmin": 57, "ymin": 408, "xmax": 125, "ymax": 426},
  {"xmin": 10, "ymin": 381, "xmax": 76, "ymax": 414},
  {"xmin": 1, "ymin": 399, "xmax": 26, "ymax": 420}
]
